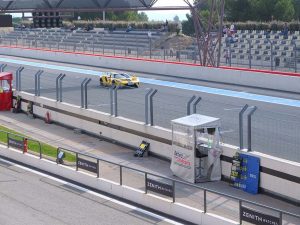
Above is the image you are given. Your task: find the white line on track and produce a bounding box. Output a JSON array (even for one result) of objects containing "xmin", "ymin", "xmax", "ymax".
[{"xmin": 0, "ymin": 157, "xmax": 184, "ymax": 225}]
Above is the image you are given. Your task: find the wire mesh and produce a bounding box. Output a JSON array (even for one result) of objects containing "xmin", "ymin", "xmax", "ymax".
[
  {"xmin": 195, "ymin": 98, "xmax": 243, "ymax": 146},
  {"xmin": 252, "ymin": 109, "xmax": 300, "ymax": 163},
  {"xmin": 117, "ymin": 87, "xmax": 146, "ymax": 122},
  {"xmin": 153, "ymin": 90, "xmax": 190, "ymax": 129},
  {"xmin": 86, "ymin": 79, "xmax": 111, "ymax": 114}
]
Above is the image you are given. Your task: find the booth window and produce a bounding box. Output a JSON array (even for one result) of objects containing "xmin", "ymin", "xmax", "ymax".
[{"xmin": 0, "ymin": 80, "xmax": 10, "ymax": 92}]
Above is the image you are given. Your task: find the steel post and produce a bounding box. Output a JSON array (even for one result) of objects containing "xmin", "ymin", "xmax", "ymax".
[
  {"xmin": 247, "ymin": 39, "xmax": 252, "ymax": 69},
  {"xmin": 84, "ymin": 78, "xmax": 92, "ymax": 109},
  {"xmin": 56, "ymin": 73, "xmax": 63, "ymax": 102},
  {"xmin": 247, "ymin": 106, "xmax": 257, "ymax": 151},
  {"xmin": 34, "ymin": 70, "xmax": 42, "ymax": 96},
  {"xmin": 229, "ymin": 44, "xmax": 232, "ymax": 67},
  {"xmin": 114, "ymin": 87, "xmax": 118, "ymax": 116},
  {"xmin": 294, "ymin": 44, "xmax": 297, "ymax": 73},
  {"xmin": 37, "ymin": 70, "xmax": 43, "ymax": 96},
  {"xmin": 80, "ymin": 78, "xmax": 88, "ymax": 108},
  {"xmin": 239, "ymin": 104, "xmax": 249, "ymax": 150},
  {"xmin": 59, "ymin": 74, "xmax": 66, "ymax": 102},
  {"xmin": 16, "ymin": 67, "xmax": 23, "ymax": 91},
  {"xmin": 187, "ymin": 95, "xmax": 196, "ymax": 115},
  {"xmin": 0, "ymin": 64, "xmax": 7, "ymax": 72},
  {"xmin": 17, "ymin": 67, "xmax": 24, "ymax": 91},
  {"xmin": 145, "ymin": 88, "xmax": 153, "ymax": 124},
  {"xmin": 267, "ymin": 39, "xmax": 274, "ymax": 70},
  {"xmin": 149, "ymin": 89, "xmax": 158, "ymax": 126},
  {"xmin": 110, "ymin": 87, "xmax": 114, "ymax": 115},
  {"xmin": 193, "ymin": 97, "xmax": 202, "ymax": 114}
]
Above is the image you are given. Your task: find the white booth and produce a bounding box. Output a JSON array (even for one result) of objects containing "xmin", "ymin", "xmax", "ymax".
[{"xmin": 170, "ymin": 114, "xmax": 222, "ymax": 183}]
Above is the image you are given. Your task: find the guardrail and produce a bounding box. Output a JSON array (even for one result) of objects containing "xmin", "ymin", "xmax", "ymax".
[{"xmin": 0, "ymin": 129, "xmax": 299, "ymax": 224}]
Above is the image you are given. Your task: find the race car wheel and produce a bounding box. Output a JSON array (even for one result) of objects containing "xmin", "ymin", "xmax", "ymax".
[
  {"xmin": 134, "ymin": 83, "xmax": 139, "ymax": 88},
  {"xmin": 100, "ymin": 78, "xmax": 104, "ymax": 86}
]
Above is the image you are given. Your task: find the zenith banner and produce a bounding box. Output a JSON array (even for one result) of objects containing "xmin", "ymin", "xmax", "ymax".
[
  {"xmin": 146, "ymin": 178, "xmax": 173, "ymax": 198},
  {"xmin": 240, "ymin": 206, "xmax": 280, "ymax": 225},
  {"xmin": 77, "ymin": 157, "xmax": 98, "ymax": 174}
]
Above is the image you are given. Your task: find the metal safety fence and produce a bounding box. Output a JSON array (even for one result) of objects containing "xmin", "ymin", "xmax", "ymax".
[
  {"xmin": 2, "ymin": 63, "xmax": 300, "ymax": 163},
  {"xmin": 0, "ymin": 130, "xmax": 299, "ymax": 225}
]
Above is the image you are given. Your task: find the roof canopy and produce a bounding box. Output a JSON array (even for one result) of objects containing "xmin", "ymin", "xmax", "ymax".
[
  {"xmin": 0, "ymin": 0, "xmax": 160, "ymax": 12},
  {"xmin": 0, "ymin": 72, "xmax": 13, "ymax": 80}
]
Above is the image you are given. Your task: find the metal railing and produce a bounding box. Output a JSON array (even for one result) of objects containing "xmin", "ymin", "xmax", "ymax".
[{"xmin": 0, "ymin": 130, "xmax": 299, "ymax": 224}]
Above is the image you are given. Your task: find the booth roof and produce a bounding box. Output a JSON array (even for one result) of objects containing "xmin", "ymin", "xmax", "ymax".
[
  {"xmin": 0, "ymin": 72, "xmax": 12, "ymax": 80},
  {"xmin": 172, "ymin": 114, "xmax": 221, "ymax": 128}
]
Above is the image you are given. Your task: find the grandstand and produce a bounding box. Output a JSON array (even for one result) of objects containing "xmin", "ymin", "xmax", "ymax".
[
  {"xmin": 1, "ymin": 27, "xmax": 300, "ymax": 71},
  {"xmin": 184, "ymin": 30, "xmax": 300, "ymax": 70},
  {"xmin": 0, "ymin": 28, "xmax": 166, "ymax": 56}
]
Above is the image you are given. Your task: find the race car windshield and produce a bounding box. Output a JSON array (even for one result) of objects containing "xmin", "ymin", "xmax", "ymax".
[{"xmin": 119, "ymin": 73, "xmax": 131, "ymax": 78}]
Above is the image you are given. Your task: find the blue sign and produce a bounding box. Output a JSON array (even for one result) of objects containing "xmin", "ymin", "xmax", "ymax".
[{"xmin": 232, "ymin": 153, "xmax": 260, "ymax": 194}]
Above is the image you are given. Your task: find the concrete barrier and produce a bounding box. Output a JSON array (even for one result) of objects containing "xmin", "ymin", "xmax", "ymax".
[
  {"xmin": 0, "ymin": 144, "xmax": 237, "ymax": 225},
  {"xmin": 14, "ymin": 91, "xmax": 300, "ymax": 203},
  {"xmin": 1, "ymin": 46, "xmax": 300, "ymax": 93}
]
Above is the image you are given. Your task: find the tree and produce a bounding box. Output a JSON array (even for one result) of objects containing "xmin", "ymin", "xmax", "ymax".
[
  {"xmin": 174, "ymin": 15, "xmax": 180, "ymax": 23},
  {"xmin": 274, "ymin": 0, "xmax": 295, "ymax": 21},
  {"xmin": 182, "ymin": 14, "xmax": 195, "ymax": 36},
  {"xmin": 225, "ymin": 0, "xmax": 251, "ymax": 21},
  {"xmin": 293, "ymin": 0, "xmax": 300, "ymax": 20}
]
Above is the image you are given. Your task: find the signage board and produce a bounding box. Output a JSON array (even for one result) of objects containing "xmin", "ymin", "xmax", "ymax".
[
  {"xmin": 232, "ymin": 153, "xmax": 260, "ymax": 194},
  {"xmin": 0, "ymin": 15, "xmax": 12, "ymax": 27},
  {"xmin": 77, "ymin": 157, "xmax": 98, "ymax": 174},
  {"xmin": 240, "ymin": 206, "xmax": 280, "ymax": 225},
  {"xmin": 146, "ymin": 178, "xmax": 173, "ymax": 198},
  {"xmin": 8, "ymin": 137, "xmax": 24, "ymax": 151}
]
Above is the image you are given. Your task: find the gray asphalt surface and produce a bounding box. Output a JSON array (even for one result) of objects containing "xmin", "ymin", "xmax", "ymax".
[
  {"xmin": 1, "ymin": 55, "xmax": 300, "ymax": 162},
  {"xmin": 0, "ymin": 158, "xmax": 178, "ymax": 225}
]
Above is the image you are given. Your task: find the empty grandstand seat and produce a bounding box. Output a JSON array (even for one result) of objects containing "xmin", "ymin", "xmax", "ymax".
[{"xmin": 281, "ymin": 40, "xmax": 287, "ymax": 45}]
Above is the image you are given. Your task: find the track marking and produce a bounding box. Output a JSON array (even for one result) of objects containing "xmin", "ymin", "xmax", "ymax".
[
  {"xmin": 0, "ymin": 157, "xmax": 184, "ymax": 225},
  {"xmin": 2, "ymin": 57, "xmax": 300, "ymax": 107}
]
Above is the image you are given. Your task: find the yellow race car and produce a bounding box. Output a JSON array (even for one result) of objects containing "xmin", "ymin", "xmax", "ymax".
[{"xmin": 100, "ymin": 72, "xmax": 140, "ymax": 88}]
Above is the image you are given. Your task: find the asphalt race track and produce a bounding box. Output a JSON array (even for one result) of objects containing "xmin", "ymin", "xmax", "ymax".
[
  {"xmin": 0, "ymin": 158, "xmax": 182, "ymax": 225},
  {"xmin": 1, "ymin": 55, "xmax": 300, "ymax": 162}
]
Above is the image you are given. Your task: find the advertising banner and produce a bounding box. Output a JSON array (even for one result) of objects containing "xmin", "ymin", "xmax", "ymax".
[
  {"xmin": 8, "ymin": 137, "xmax": 24, "ymax": 151},
  {"xmin": 240, "ymin": 206, "xmax": 280, "ymax": 225},
  {"xmin": 146, "ymin": 178, "xmax": 173, "ymax": 198},
  {"xmin": 170, "ymin": 145, "xmax": 195, "ymax": 183},
  {"xmin": 77, "ymin": 157, "xmax": 98, "ymax": 174}
]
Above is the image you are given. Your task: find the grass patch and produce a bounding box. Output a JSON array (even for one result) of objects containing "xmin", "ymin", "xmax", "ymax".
[{"xmin": 0, "ymin": 125, "xmax": 75, "ymax": 162}]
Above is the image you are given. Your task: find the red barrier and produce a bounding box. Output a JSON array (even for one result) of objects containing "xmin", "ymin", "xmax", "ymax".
[
  {"xmin": 1, "ymin": 45, "xmax": 299, "ymax": 78},
  {"xmin": 0, "ymin": 72, "xmax": 13, "ymax": 111}
]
